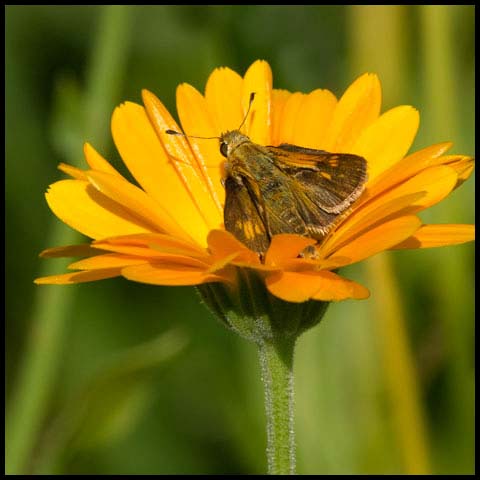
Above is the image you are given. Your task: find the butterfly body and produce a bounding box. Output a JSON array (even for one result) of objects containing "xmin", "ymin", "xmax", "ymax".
[{"xmin": 220, "ymin": 130, "xmax": 368, "ymax": 255}]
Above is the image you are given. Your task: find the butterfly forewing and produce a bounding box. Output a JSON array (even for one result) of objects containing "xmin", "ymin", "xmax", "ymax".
[{"xmin": 223, "ymin": 176, "xmax": 270, "ymax": 255}]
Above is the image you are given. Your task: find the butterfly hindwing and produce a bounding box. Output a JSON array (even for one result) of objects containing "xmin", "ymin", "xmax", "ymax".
[{"xmin": 267, "ymin": 143, "xmax": 368, "ymax": 214}]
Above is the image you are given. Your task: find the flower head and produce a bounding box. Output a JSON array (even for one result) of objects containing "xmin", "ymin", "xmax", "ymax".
[{"xmin": 36, "ymin": 60, "xmax": 474, "ymax": 305}]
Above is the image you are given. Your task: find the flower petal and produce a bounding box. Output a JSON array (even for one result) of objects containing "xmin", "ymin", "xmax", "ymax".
[
  {"xmin": 242, "ymin": 60, "xmax": 273, "ymax": 145},
  {"xmin": 83, "ymin": 143, "xmax": 123, "ymax": 177},
  {"xmin": 46, "ymin": 180, "xmax": 153, "ymax": 239},
  {"xmin": 265, "ymin": 269, "xmax": 370, "ymax": 302},
  {"xmin": 142, "ymin": 89, "xmax": 223, "ymax": 231},
  {"xmin": 290, "ymin": 89, "xmax": 338, "ymax": 149},
  {"xmin": 271, "ymin": 89, "xmax": 292, "ymax": 146},
  {"xmin": 205, "ymin": 66, "xmax": 244, "ymax": 132},
  {"xmin": 265, "ymin": 234, "xmax": 316, "ymax": 265},
  {"xmin": 39, "ymin": 244, "xmax": 107, "ymax": 258},
  {"xmin": 353, "ymin": 105, "xmax": 420, "ymax": 182},
  {"xmin": 323, "ymin": 73, "xmax": 381, "ymax": 152},
  {"xmin": 207, "ymin": 229, "xmax": 260, "ymax": 264},
  {"xmin": 93, "ymin": 233, "xmax": 207, "ymax": 258},
  {"xmin": 34, "ymin": 268, "xmax": 122, "ymax": 285},
  {"xmin": 324, "ymin": 215, "xmax": 422, "ymax": 268},
  {"xmin": 58, "ymin": 163, "xmax": 87, "ymax": 180},
  {"xmin": 321, "ymin": 192, "xmax": 425, "ymax": 256},
  {"xmin": 112, "ymin": 99, "xmax": 213, "ymax": 246},
  {"xmin": 391, "ymin": 224, "xmax": 475, "ymax": 249},
  {"xmin": 121, "ymin": 262, "xmax": 228, "ymax": 286},
  {"xmin": 365, "ymin": 142, "xmax": 453, "ymax": 198},
  {"xmin": 68, "ymin": 253, "xmax": 149, "ymax": 270},
  {"xmin": 176, "ymin": 83, "xmax": 225, "ymax": 209},
  {"xmin": 86, "ymin": 170, "xmax": 190, "ymax": 240}
]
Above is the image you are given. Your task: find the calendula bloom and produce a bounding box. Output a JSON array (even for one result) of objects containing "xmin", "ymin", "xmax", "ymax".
[{"xmin": 36, "ymin": 60, "xmax": 475, "ymax": 306}]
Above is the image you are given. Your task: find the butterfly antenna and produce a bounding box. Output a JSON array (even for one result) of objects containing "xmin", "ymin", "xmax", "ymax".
[
  {"xmin": 165, "ymin": 129, "xmax": 219, "ymax": 140},
  {"xmin": 237, "ymin": 92, "xmax": 256, "ymax": 132}
]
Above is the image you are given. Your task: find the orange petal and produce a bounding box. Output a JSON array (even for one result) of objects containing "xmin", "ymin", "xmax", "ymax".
[
  {"xmin": 271, "ymin": 89, "xmax": 292, "ymax": 146},
  {"xmin": 207, "ymin": 229, "xmax": 260, "ymax": 265},
  {"xmin": 265, "ymin": 269, "xmax": 370, "ymax": 302},
  {"xmin": 265, "ymin": 234, "xmax": 316, "ymax": 265},
  {"xmin": 391, "ymin": 224, "xmax": 475, "ymax": 249},
  {"xmin": 365, "ymin": 142, "xmax": 453, "ymax": 198},
  {"xmin": 325, "ymin": 215, "xmax": 422, "ymax": 268},
  {"xmin": 93, "ymin": 233, "xmax": 207, "ymax": 258},
  {"xmin": 83, "ymin": 143, "xmax": 123, "ymax": 178},
  {"xmin": 45, "ymin": 180, "xmax": 153, "ymax": 240},
  {"xmin": 68, "ymin": 253, "xmax": 149, "ymax": 270},
  {"xmin": 86, "ymin": 170, "xmax": 189, "ymax": 240},
  {"xmin": 321, "ymin": 192, "xmax": 425, "ymax": 256},
  {"xmin": 323, "ymin": 73, "xmax": 381, "ymax": 152},
  {"xmin": 111, "ymin": 99, "xmax": 211, "ymax": 246},
  {"xmin": 34, "ymin": 268, "xmax": 122, "ymax": 285},
  {"xmin": 369, "ymin": 165, "xmax": 457, "ymax": 213},
  {"xmin": 242, "ymin": 60, "xmax": 273, "ymax": 145},
  {"xmin": 121, "ymin": 262, "xmax": 228, "ymax": 286},
  {"xmin": 205, "ymin": 66, "xmax": 244, "ymax": 132},
  {"xmin": 39, "ymin": 244, "xmax": 107, "ymax": 258},
  {"xmin": 353, "ymin": 105, "xmax": 420, "ymax": 182},
  {"xmin": 176, "ymin": 83, "xmax": 225, "ymax": 209}
]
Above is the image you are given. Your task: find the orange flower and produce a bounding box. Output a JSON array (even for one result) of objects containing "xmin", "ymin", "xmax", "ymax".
[{"xmin": 35, "ymin": 60, "xmax": 475, "ymax": 303}]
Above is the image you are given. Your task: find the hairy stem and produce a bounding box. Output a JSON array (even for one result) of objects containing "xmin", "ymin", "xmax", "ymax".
[{"xmin": 257, "ymin": 337, "xmax": 296, "ymax": 475}]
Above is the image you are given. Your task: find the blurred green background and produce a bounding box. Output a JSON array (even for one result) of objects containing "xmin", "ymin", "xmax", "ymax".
[{"xmin": 5, "ymin": 5, "xmax": 474, "ymax": 475}]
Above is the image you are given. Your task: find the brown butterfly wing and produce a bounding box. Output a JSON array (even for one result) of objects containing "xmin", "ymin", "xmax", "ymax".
[
  {"xmin": 267, "ymin": 144, "xmax": 368, "ymax": 214},
  {"xmin": 223, "ymin": 175, "xmax": 270, "ymax": 255}
]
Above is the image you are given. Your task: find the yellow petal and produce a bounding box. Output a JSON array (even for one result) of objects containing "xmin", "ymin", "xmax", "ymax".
[
  {"xmin": 121, "ymin": 262, "xmax": 228, "ymax": 286},
  {"xmin": 391, "ymin": 224, "xmax": 475, "ymax": 249},
  {"xmin": 365, "ymin": 142, "xmax": 453, "ymax": 198},
  {"xmin": 242, "ymin": 60, "xmax": 273, "ymax": 145},
  {"xmin": 271, "ymin": 89, "xmax": 292, "ymax": 146},
  {"xmin": 437, "ymin": 155, "xmax": 475, "ymax": 188},
  {"xmin": 58, "ymin": 163, "xmax": 87, "ymax": 180},
  {"xmin": 265, "ymin": 269, "xmax": 370, "ymax": 302},
  {"xmin": 321, "ymin": 192, "xmax": 425, "ymax": 256},
  {"xmin": 34, "ymin": 268, "xmax": 121, "ymax": 285},
  {"xmin": 290, "ymin": 88, "xmax": 338, "ymax": 149},
  {"xmin": 323, "ymin": 73, "xmax": 381, "ymax": 152},
  {"xmin": 111, "ymin": 99, "xmax": 211, "ymax": 246},
  {"xmin": 325, "ymin": 216, "xmax": 422, "ymax": 268},
  {"xmin": 69, "ymin": 253, "xmax": 149, "ymax": 270},
  {"xmin": 46, "ymin": 180, "xmax": 153, "ymax": 239},
  {"xmin": 39, "ymin": 244, "xmax": 107, "ymax": 258},
  {"xmin": 142, "ymin": 89, "xmax": 223, "ymax": 231},
  {"xmin": 353, "ymin": 105, "xmax": 420, "ymax": 182},
  {"xmin": 83, "ymin": 143, "xmax": 123, "ymax": 177},
  {"xmin": 86, "ymin": 170, "xmax": 189, "ymax": 240},
  {"xmin": 372, "ymin": 165, "xmax": 457, "ymax": 212},
  {"xmin": 205, "ymin": 66, "xmax": 244, "ymax": 132},
  {"xmin": 176, "ymin": 83, "xmax": 225, "ymax": 209},
  {"xmin": 275, "ymin": 92, "xmax": 305, "ymax": 145},
  {"xmin": 265, "ymin": 234, "xmax": 316, "ymax": 265}
]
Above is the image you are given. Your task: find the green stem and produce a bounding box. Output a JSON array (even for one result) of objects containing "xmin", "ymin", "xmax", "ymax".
[{"xmin": 257, "ymin": 337, "xmax": 296, "ymax": 475}]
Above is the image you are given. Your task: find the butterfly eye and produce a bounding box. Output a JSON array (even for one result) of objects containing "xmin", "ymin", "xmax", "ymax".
[{"xmin": 220, "ymin": 142, "xmax": 229, "ymax": 158}]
